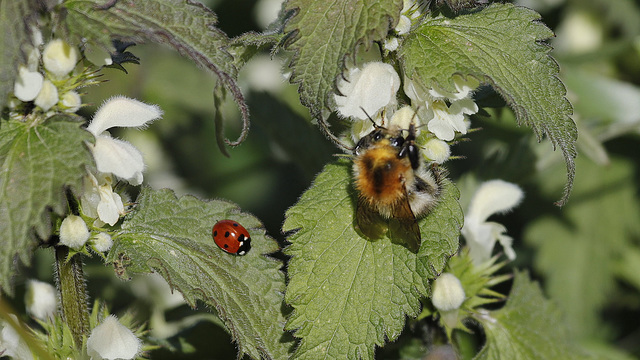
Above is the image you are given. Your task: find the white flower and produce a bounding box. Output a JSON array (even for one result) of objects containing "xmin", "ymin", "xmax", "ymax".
[
  {"xmin": 42, "ymin": 39, "xmax": 78, "ymax": 78},
  {"xmin": 432, "ymin": 273, "xmax": 465, "ymax": 312},
  {"xmin": 90, "ymin": 232, "xmax": 113, "ymax": 252},
  {"xmin": 59, "ymin": 215, "xmax": 90, "ymax": 249},
  {"xmin": 383, "ymin": 37, "xmax": 399, "ymax": 52},
  {"xmin": 423, "ymin": 138, "xmax": 451, "ymax": 163},
  {"xmin": 425, "ymin": 100, "xmax": 468, "ymax": 141},
  {"xmin": 81, "ymin": 173, "xmax": 125, "ymax": 226},
  {"xmin": 405, "ymin": 76, "xmax": 479, "ymax": 141},
  {"xmin": 61, "ymin": 91, "xmax": 82, "ymax": 113},
  {"xmin": 25, "ymin": 280, "xmax": 57, "ymax": 321},
  {"xmin": 395, "ymin": 15, "xmax": 412, "ymax": 35},
  {"xmin": 34, "ymin": 79, "xmax": 59, "ymax": 111},
  {"xmin": 334, "ymin": 62, "xmax": 400, "ymax": 120},
  {"xmin": 0, "ymin": 315, "xmax": 33, "ymax": 360},
  {"xmin": 87, "ymin": 315, "xmax": 141, "ymax": 360},
  {"xmin": 461, "ymin": 180, "xmax": 524, "ymax": 265},
  {"xmin": 87, "ymin": 96, "xmax": 162, "ymax": 185},
  {"xmin": 14, "ymin": 66, "xmax": 44, "ymax": 102}
]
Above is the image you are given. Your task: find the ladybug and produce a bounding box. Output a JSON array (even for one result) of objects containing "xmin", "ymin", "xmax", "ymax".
[{"xmin": 212, "ymin": 220, "xmax": 251, "ymax": 255}]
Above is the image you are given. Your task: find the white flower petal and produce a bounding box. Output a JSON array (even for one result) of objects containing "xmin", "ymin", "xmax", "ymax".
[
  {"xmin": 92, "ymin": 136, "xmax": 145, "ymax": 185},
  {"xmin": 334, "ymin": 62, "xmax": 400, "ymax": 119},
  {"xmin": 97, "ymin": 184, "xmax": 125, "ymax": 226},
  {"xmin": 466, "ymin": 180, "xmax": 524, "ymax": 222},
  {"xmin": 14, "ymin": 66, "xmax": 44, "ymax": 102},
  {"xmin": 395, "ymin": 15, "xmax": 411, "ymax": 35},
  {"xmin": 34, "ymin": 80, "xmax": 59, "ymax": 111},
  {"xmin": 25, "ymin": 280, "xmax": 57, "ymax": 321},
  {"xmin": 59, "ymin": 215, "xmax": 90, "ymax": 249},
  {"xmin": 87, "ymin": 315, "xmax": 141, "ymax": 360},
  {"xmin": 87, "ymin": 96, "xmax": 163, "ymax": 136},
  {"xmin": 42, "ymin": 39, "xmax": 78, "ymax": 77}
]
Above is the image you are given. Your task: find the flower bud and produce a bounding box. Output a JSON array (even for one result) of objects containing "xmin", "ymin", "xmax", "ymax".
[
  {"xmin": 432, "ymin": 273, "xmax": 465, "ymax": 312},
  {"xmin": 34, "ymin": 80, "xmax": 59, "ymax": 111},
  {"xmin": 59, "ymin": 215, "xmax": 90, "ymax": 249},
  {"xmin": 42, "ymin": 39, "xmax": 78, "ymax": 77},
  {"xmin": 25, "ymin": 280, "xmax": 57, "ymax": 320},
  {"xmin": 423, "ymin": 138, "xmax": 451, "ymax": 164},
  {"xmin": 91, "ymin": 232, "xmax": 113, "ymax": 252},
  {"xmin": 61, "ymin": 91, "xmax": 82, "ymax": 113}
]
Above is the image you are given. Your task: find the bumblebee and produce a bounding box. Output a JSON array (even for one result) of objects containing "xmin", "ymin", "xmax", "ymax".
[{"xmin": 352, "ymin": 123, "xmax": 442, "ymax": 253}]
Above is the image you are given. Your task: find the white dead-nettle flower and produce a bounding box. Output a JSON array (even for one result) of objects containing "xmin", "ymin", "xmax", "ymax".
[
  {"xmin": 461, "ymin": 180, "xmax": 524, "ymax": 265},
  {"xmin": 404, "ymin": 75, "xmax": 479, "ymax": 141},
  {"xmin": 90, "ymin": 232, "xmax": 113, "ymax": 253},
  {"xmin": 25, "ymin": 280, "xmax": 57, "ymax": 321},
  {"xmin": 42, "ymin": 39, "xmax": 79, "ymax": 78},
  {"xmin": 431, "ymin": 273, "xmax": 465, "ymax": 312},
  {"xmin": 14, "ymin": 66, "xmax": 44, "ymax": 102},
  {"xmin": 59, "ymin": 215, "xmax": 90, "ymax": 249},
  {"xmin": 87, "ymin": 315, "xmax": 141, "ymax": 360},
  {"xmin": 0, "ymin": 315, "xmax": 34, "ymax": 360},
  {"xmin": 86, "ymin": 96, "xmax": 163, "ymax": 186},
  {"xmin": 334, "ymin": 62, "xmax": 400, "ymax": 120},
  {"xmin": 80, "ymin": 172, "xmax": 125, "ymax": 226},
  {"xmin": 34, "ymin": 79, "xmax": 59, "ymax": 111}
]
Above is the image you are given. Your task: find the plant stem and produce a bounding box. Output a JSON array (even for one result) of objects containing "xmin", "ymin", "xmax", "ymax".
[{"xmin": 55, "ymin": 246, "xmax": 90, "ymax": 348}]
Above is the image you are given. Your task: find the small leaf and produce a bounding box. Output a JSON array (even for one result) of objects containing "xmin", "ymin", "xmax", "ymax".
[
  {"xmin": 283, "ymin": 0, "xmax": 403, "ymax": 118},
  {"xmin": 0, "ymin": 116, "xmax": 95, "ymax": 295},
  {"xmin": 108, "ymin": 188, "xmax": 290, "ymax": 360},
  {"xmin": 283, "ymin": 160, "xmax": 461, "ymax": 359},
  {"xmin": 474, "ymin": 271, "xmax": 593, "ymax": 360},
  {"xmin": 0, "ymin": 0, "xmax": 31, "ymax": 110},
  {"xmin": 400, "ymin": 3, "xmax": 576, "ymax": 205},
  {"xmin": 62, "ymin": 0, "xmax": 249, "ymax": 147}
]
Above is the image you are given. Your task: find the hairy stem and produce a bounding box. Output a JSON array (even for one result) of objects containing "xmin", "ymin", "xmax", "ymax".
[{"xmin": 55, "ymin": 246, "xmax": 89, "ymax": 348}]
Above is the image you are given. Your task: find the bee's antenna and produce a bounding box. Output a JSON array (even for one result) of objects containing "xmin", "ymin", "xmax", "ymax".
[{"xmin": 359, "ymin": 107, "xmax": 385, "ymax": 129}]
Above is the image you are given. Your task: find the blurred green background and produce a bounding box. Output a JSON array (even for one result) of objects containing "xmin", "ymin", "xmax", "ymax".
[{"xmin": 16, "ymin": 0, "xmax": 640, "ymax": 358}]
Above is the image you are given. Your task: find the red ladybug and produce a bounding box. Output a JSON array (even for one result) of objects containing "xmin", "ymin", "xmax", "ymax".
[{"xmin": 212, "ymin": 220, "xmax": 251, "ymax": 255}]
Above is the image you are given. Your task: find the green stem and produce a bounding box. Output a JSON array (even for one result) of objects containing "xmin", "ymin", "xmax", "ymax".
[{"xmin": 55, "ymin": 246, "xmax": 89, "ymax": 348}]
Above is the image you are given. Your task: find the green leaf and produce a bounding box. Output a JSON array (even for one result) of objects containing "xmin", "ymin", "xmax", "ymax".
[
  {"xmin": 283, "ymin": 0, "xmax": 403, "ymax": 118},
  {"xmin": 108, "ymin": 188, "xmax": 290, "ymax": 360},
  {"xmin": 0, "ymin": 115, "xmax": 95, "ymax": 295},
  {"xmin": 283, "ymin": 160, "xmax": 461, "ymax": 359},
  {"xmin": 0, "ymin": 0, "xmax": 31, "ymax": 110},
  {"xmin": 62, "ymin": 0, "xmax": 250, "ymax": 146},
  {"xmin": 524, "ymin": 156, "xmax": 640, "ymax": 339},
  {"xmin": 400, "ymin": 3, "xmax": 576, "ymax": 205},
  {"xmin": 474, "ymin": 271, "xmax": 593, "ymax": 360}
]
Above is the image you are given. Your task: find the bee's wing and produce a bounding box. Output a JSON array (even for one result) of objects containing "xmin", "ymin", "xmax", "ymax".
[
  {"xmin": 356, "ymin": 197, "xmax": 388, "ymax": 240},
  {"xmin": 388, "ymin": 196, "xmax": 421, "ymax": 253}
]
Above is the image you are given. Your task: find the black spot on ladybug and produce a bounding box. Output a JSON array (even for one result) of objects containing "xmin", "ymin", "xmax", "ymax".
[
  {"xmin": 224, "ymin": 231, "xmax": 230, "ymax": 237},
  {"xmin": 213, "ymin": 230, "xmax": 218, "ymax": 237},
  {"xmin": 224, "ymin": 244, "xmax": 228, "ymax": 248}
]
